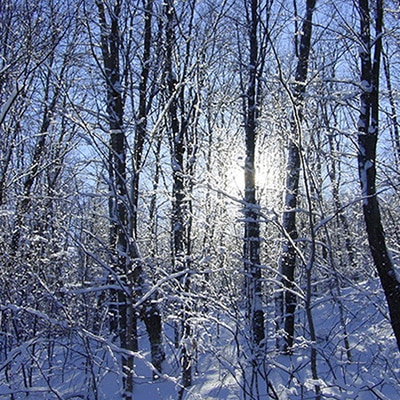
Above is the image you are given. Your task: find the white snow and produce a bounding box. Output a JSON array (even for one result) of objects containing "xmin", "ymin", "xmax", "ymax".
[{"xmin": 1, "ymin": 279, "xmax": 399, "ymax": 399}]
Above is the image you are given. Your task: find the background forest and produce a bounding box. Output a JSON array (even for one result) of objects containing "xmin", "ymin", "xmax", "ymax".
[{"xmin": 1, "ymin": 0, "xmax": 400, "ymax": 399}]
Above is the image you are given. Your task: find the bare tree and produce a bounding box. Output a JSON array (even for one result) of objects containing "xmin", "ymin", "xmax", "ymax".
[
  {"xmin": 131, "ymin": 0, "xmax": 165, "ymax": 376},
  {"xmin": 277, "ymin": 0, "xmax": 317, "ymax": 353},
  {"xmin": 242, "ymin": 0, "xmax": 265, "ymax": 351},
  {"xmin": 162, "ymin": 0, "xmax": 201, "ymax": 394},
  {"xmin": 95, "ymin": 0, "xmax": 136, "ymax": 396},
  {"xmin": 357, "ymin": 0, "xmax": 400, "ymax": 351}
]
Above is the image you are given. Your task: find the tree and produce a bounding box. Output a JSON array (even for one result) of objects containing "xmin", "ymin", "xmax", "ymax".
[
  {"xmin": 94, "ymin": 1, "xmax": 167, "ymax": 394},
  {"xmin": 130, "ymin": 0, "xmax": 165, "ymax": 377},
  {"xmin": 95, "ymin": 0, "xmax": 136, "ymax": 396},
  {"xmin": 242, "ymin": 0, "xmax": 265, "ymax": 350},
  {"xmin": 162, "ymin": 0, "xmax": 202, "ymax": 393},
  {"xmin": 357, "ymin": 0, "xmax": 400, "ymax": 351},
  {"xmin": 0, "ymin": 1, "xmax": 92, "ymax": 394},
  {"xmin": 277, "ymin": 0, "xmax": 316, "ymax": 352}
]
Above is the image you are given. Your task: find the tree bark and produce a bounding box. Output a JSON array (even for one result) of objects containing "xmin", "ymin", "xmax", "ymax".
[
  {"xmin": 96, "ymin": 1, "xmax": 135, "ymax": 397},
  {"xmin": 277, "ymin": 0, "xmax": 316, "ymax": 352},
  {"xmin": 132, "ymin": 0, "xmax": 165, "ymax": 376},
  {"xmin": 357, "ymin": 0, "xmax": 400, "ymax": 352},
  {"xmin": 163, "ymin": 0, "xmax": 193, "ymax": 393},
  {"xmin": 243, "ymin": 0, "xmax": 265, "ymax": 349}
]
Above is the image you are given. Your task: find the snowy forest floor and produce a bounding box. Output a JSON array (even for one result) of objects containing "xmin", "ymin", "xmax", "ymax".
[{"xmin": 1, "ymin": 279, "xmax": 400, "ymax": 399}]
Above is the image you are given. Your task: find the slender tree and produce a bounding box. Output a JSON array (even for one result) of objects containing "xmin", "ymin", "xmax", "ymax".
[
  {"xmin": 277, "ymin": 0, "xmax": 316, "ymax": 352},
  {"xmin": 242, "ymin": 0, "xmax": 265, "ymax": 349},
  {"xmin": 131, "ymin": 0, "xmax": 165, "ymax": 376},
  {"xmin": 95, "ymin": 0, "xmax": 135, "ymax": 397},
  {"xmin": 162, "ymin": 0, "xmax": 200, "ymax": 393},
  {"xmin": 357, "ymin": 0, "xmax": 400, "ymax": 351}
]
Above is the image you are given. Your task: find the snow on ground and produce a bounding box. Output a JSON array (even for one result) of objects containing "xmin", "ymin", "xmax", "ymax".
[{"xmin": 1, "ymin": 278, "xmax": 400, "ymax": 399}]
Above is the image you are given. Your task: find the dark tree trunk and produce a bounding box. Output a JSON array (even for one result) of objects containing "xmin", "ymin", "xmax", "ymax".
[
  {"xmin": 163, "ymin": 0, "xmax": 193, "ymax": 393},
  {"xmin": 243, "ymin": 0, "xmax": 264, "ymax": 349},
  {"xmin": 277, "ymin": 0, "xmax": 316, "ymax": 352},
  {"xmin": 96, "ymin": 1, "xmax": 135, "ymax": 397},
  {"xmin": 357, "ymin": 0, "xmax": 400, "ymax": 352},
  {"xmin": 132, "ymin": 0, "xmax": 165, "ymax": 376}
]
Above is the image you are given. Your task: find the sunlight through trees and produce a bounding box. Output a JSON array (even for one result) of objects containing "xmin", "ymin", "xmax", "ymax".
[{"xmin": 1, "ymin": 0, "xmax": 400, "ymax": 399}]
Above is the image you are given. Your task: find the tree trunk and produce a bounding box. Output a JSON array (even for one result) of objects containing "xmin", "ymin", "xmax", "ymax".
[
  {"xmin": 96, "ymin": 1, "xmax": 135, "ymax": 397},
  {"xmin": 357, "ymin": 0, "xmax": 400, "ymax": 352},
  {"xmin": 163, "ymin": 0, "xmax": 193, "ymax": 393},
  {"xmin": 243, "ymin": 0, "xmax": 265, "ymax": 350},
  {"xmin": 132, "ymin": 0, "xmax": 165, "ymax": 376},
  {"xmin": 277, "ymin": 0, "xmax": 316, "ymax": 352}
]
